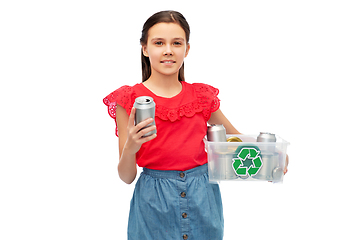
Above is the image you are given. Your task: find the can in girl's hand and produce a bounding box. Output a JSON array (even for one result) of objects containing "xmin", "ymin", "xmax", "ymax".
[{"xmin": 133, "ymin": 96, "xmax": 156, "ymax": 137}]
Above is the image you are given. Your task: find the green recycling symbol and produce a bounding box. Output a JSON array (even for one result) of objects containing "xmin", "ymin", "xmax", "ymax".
[{"xmin": 232, "ymin": 147, "xmax": 263, "ymax": 177}]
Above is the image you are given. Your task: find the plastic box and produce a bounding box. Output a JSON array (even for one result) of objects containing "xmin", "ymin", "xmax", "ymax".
[{"xmin": 205, "ymin": 134, "xmax": 289, "ymax": 183}]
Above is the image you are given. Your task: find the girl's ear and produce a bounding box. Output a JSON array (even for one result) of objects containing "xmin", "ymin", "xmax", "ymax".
[
  {"xmin": 185, "ymin": 43, "xmax": 190, "ymax": 57},
  {"xmin": 142, "ymin": 45, "xmax": 149, "ymax": 57}
]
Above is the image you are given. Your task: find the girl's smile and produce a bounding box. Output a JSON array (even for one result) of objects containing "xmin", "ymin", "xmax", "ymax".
[{"xmin": 161, "ymin": 60, "xmax": 176, "ymax": 66}]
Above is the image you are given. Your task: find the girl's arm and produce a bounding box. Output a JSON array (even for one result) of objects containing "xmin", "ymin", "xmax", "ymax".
[
  {"xmin": 116, "ymin": 105, "xmax": 157, "ymax": 184},
  {"xmin": 208, "ymin": 109, "xmax": 241, "ymax": 134}
]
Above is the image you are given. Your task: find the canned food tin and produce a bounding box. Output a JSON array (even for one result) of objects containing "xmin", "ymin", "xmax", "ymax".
[{"xmin": 133, "ymin": 96, "xmax": 156, "ymax": 137}]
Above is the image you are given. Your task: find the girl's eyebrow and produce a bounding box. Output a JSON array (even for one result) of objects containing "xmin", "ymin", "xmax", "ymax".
[
  {"xmin": 151, "ymin": 37, "xmax": 185, "ymax": 42},
  {"xmin": 173, "ymin": 38, "xmax": 185, "ymax": 42}
]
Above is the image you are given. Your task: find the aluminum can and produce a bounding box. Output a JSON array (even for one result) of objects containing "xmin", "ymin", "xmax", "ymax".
[
  {"xmin": 226, "ymin": 136, "xmax": 242, "ymax": 142},
  {"xmin": 207, "ymin": 125, "xmax": 238, "ymax": 180},
  {"xmin": 257, "ymin": 132, "xmax": 276, "ymax": 153},
  {"xmin": 257, "ymin": 132, "xmax": 276, "ymax": 142},
  {"xmin": 207, "ymin": 125, "xmax": 226, "ymax": 142},
  {"xmin": 254, "ymin": 132, "xmax": 282, "ymax": 181},
  {"xmin": 133, "ymin": 96, "xmax": 156, "ymax": 137},
  {"xmin": 252, "ymin": 152, "xmax": 281, "ymax": 181}
]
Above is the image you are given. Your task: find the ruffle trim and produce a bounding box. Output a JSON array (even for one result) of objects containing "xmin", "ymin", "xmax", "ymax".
[
  {"xmin": 103, "ymin": 85, "xmax": 136, "ymax": 136},
  {"xmin": 193, "ymin": 83, "xmax": 220, "ymax": 121},
  {"xmin": 103, "ymin": 85, "xmax": 135, "ymax": 119},
  {"xmin": 157, "ymin": 83, "xmax": 220, "ymax": 122},
  {"xmin": 103, "ymin": 83, "xmax": 220, "ymax": 135}
]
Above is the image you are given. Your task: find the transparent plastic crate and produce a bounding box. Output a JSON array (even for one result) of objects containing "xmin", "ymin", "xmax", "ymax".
[{"xmin": 205, "ymin": 134, "xmax": 289, "ymax": 183}]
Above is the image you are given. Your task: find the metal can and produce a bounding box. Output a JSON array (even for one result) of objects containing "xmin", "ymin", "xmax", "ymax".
[
  {"xmin": 254, "ymin": 132, "xmax": 282, "ymax": 181},
  {"xmin": 207, "ymin": 125, "xmax": 226, "ymax": 142},
  {"xmin": 226, "ymin": 136, "xmax": 242, "ymax": 142},
  {"xmin": 133, "ymin": 96, "xmax": 156, "ymax": 137},
  {"xmin": 252, "ymin": 152, "xmax": 283, "ymax": 182},
  {"xmin": 257, "ymin": 132, "xmax": 276, "ymax": 142},
  {"xmin": 207, "ymin": 125, "xmax": 238, "ymax": 180},
  {"xmin": 257, "ymin": 132, "xmax": 276, "ymax": 153}
]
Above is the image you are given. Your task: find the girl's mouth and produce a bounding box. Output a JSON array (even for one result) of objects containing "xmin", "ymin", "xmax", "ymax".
[{"xmin": 161, "ymin": 60, "xmax": 176, "ymax": 66}]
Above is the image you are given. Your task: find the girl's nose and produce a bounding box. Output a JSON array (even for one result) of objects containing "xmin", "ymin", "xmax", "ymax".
[{"xmin": 163, "ymin": 44, "xmax": 173, "ymax": 56}]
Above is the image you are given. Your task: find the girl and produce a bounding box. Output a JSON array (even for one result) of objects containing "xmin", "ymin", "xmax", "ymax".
[{"xmin": 104, "ymin": 10, "xmax": 245, "ymax": 240}]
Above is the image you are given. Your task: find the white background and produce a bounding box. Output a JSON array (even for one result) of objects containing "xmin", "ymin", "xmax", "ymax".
[{"xmin": 1, "ymin": 0, "xmax": 359, "ymax": 239}]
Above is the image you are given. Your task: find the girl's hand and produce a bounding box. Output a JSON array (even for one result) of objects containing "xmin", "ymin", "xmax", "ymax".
[
  {"xmin": 284, "ymin": 154, "xmax": 289, "ymax": 175},
  {"xmin": 123, "ymin": 107, "xmax": 157, "ymax": 155}
]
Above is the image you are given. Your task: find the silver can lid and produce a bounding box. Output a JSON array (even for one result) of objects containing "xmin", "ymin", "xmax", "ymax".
[
  {"xmin": 135, "ymin": 96, "xmax": 153, "ymax": 104},
  {"xmin": 259, "ymin": 132, "xmax": 275, "ymax": 135}
]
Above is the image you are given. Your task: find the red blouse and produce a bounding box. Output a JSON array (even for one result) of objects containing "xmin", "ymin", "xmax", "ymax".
[{"xmin": 103, "ymin": 81, "xmax": 220, "ymax": 171}]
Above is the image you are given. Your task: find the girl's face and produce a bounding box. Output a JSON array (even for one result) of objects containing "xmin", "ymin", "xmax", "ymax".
[{"xmin": 142, "ymin": 22, "xmax": 190, "ymax": 78}]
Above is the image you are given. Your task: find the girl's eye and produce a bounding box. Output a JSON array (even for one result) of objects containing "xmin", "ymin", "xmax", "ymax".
[
  {"xmin": 173, "ymin": 42, "xmax": 182, "ymax": 46},
  {"xmin": 155, "ymin": 41, "xmax": 163, "ymax": 46}
]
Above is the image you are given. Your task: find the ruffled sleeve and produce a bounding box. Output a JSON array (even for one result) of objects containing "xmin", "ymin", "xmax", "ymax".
[
  {"xmin": 103, "ymin": 85, "xmax": 137, "ymax": 136},
  {"xmin": 193, "ymin": 83, "xmax": 220, "ymax": 121}
]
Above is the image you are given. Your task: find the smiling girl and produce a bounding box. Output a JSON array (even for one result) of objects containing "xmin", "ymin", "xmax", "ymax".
[{"xmin": 103, "ymin": 10, "xmax": 240, "ymax": 240}]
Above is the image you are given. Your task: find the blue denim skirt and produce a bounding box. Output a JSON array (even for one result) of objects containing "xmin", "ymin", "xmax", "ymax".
[{"xmin": 128, "ymin": 164, "xmax": 224, "ymax": 240}]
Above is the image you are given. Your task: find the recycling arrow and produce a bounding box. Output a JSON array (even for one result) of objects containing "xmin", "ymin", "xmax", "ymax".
[{"xmin": 232, "ymin": 147, "xmax": 263, "ymax": 177}]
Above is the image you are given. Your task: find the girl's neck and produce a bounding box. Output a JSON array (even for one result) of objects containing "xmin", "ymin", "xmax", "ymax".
[{"xmin": 143, "ymin": 73, "xmax": 182, "ymax": 98}]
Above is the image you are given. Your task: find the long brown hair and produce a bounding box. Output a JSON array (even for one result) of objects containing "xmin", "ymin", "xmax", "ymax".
[{"xmin": 140, "ymin": 11, "xmax": 190, "ymax": 82}]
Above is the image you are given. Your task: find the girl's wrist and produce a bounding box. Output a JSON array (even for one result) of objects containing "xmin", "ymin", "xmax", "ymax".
[{"xmin": 122, "ymin": 143, "xmax": 137, "ymax": 158}]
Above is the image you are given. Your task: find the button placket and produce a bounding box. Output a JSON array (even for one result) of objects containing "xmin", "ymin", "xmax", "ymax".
[{"xmin": 178, "ymin": 171, "xmax": 189, "ymax": 239}]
